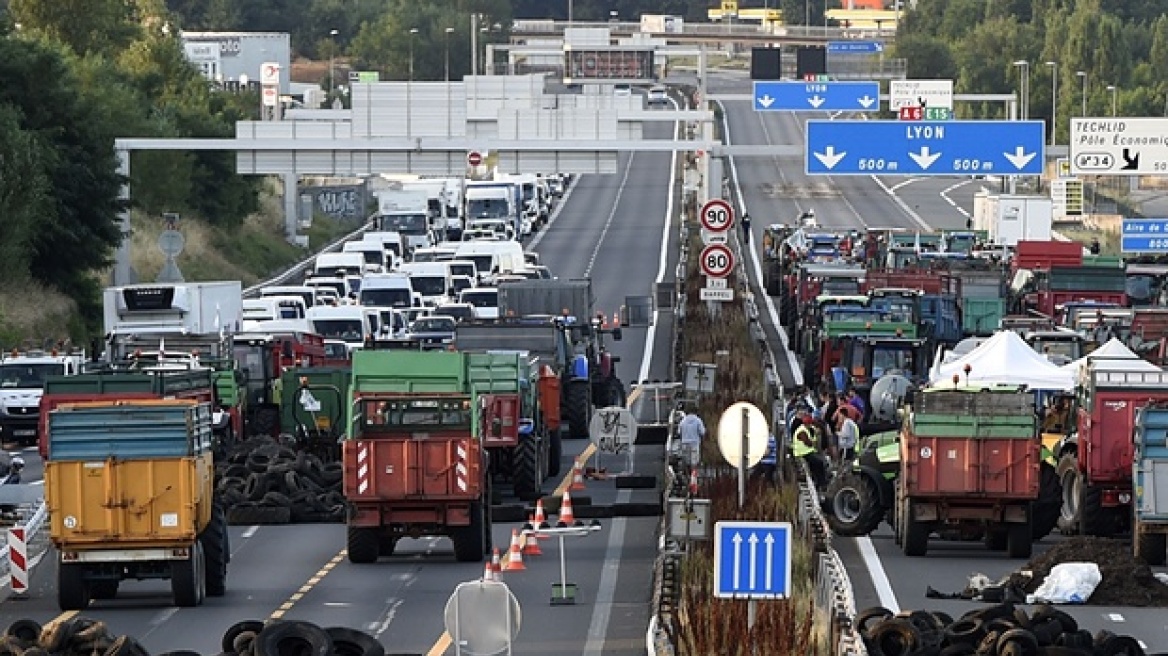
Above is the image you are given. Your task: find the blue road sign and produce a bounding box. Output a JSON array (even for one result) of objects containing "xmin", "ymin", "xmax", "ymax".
[
  {"xmin": 805, "ymin": 120, "xmax": 1046, "ymax": 176},
  {"xmin": 713, "ymin": 521, "xmax": 792, "ymax": 599},
  {"xmin": 754, "ymin": 81, "xmax": 880, "ymax": 112},
  {"xmin": 828, "ymin": 41, "xmax": 884, "ymax": 54},
  {"xmin": 1121, "ymin": 218, "xmax": 1168, "ymax": 253}
]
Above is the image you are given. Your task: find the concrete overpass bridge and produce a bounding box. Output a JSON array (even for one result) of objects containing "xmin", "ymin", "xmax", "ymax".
[{"xmin": 508, "ymin": 20, "xmax": 897, "ymax": 49}]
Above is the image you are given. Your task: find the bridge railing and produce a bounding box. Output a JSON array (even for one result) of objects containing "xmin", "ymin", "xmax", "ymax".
[{"xmin": 241, "ymin": 221, "xmax": 373, "ymax": 299}]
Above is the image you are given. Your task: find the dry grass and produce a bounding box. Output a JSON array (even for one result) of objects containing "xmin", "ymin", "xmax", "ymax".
[{"xmin": 0, "ymin": 278, "xmax": 79, "ymax": 347}]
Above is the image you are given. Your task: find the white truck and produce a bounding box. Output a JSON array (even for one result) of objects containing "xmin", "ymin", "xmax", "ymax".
[
  {"xmin": 376, "ymin": 188, "xmax": 436, "ymax": 254},
  {"xmin": 102, "ymin": 282, "xmax": 244, "ymax": 359},
  {"xmin": 0, "ymin": 348, "xmax": 86, "ymax": 445},
  {"xmin": 464, "ymin": 180, "xmax": 522, "ymax": 240}
]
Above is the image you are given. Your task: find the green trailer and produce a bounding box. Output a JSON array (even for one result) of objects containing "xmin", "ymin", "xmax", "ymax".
[{"xmin": 280, "ymin": 366, "xmax": 350, "ymax": 462}]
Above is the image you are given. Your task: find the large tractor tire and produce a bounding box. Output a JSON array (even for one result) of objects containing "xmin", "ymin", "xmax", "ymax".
[
  {"xmin": 171, "ymin": 541, "xmax": 205, "ymax": 608},
  {"xmin": 902, "ymin": 504, "xmax": 930, "ymax": 557},
  {"xmin": 1056, "ymin": 453, "xmax": 1081, "ymax": 535},
  {"xmin": 512, "ymin": 437, "xmax": 543, "ymax": 502},
  {"xmin": 825, "ymin": 472, "xmax": 885, "ymax": 537},
  {"xmin": 57, "ymin": 562, "xmax": 90, "ymax": 611},
  {"xmin": 199, "ymin": 503, "xmax": 229, "ymax": 596},
  {"xmin": 564, "ymin": 381, "xmax": 591, "ymax": 440},
  {"xmin": 450, "ymin": 502, "xmax": 486, "ymax": 563},
  {"xmin": 1079, "ymin": 483, "xmax": 1113, "ymax": 537},
  {"xmin": 347, "ymin": 527, "xmax": 380, "ymax": 564},
  {"xmin": 1031, "ymin": 462, "xmax": 1062, "ymax": 540}
]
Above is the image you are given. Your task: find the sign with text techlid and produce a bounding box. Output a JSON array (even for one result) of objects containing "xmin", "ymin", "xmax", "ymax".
[
  {"xmin": 890, "ymin": 79, "xmax": 954, "ymax": 110},
  {"xmin": 1070, "ymin": 118, "xmax": 1168, "ymax": 176}
]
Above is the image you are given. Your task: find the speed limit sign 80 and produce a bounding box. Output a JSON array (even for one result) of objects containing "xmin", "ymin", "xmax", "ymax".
[
  {"xmin": 700, "ymin": 243, "xmax": 735, "ymax": 278},
  {"xmin": 700, "ymin": 199, "xmax": 734, "ymax": 233}
]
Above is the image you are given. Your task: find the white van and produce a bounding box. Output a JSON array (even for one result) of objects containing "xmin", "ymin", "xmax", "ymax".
[
  {"xmin": 399, "ymin": 262, "xmax": 453, "ymax": 307},
  {"xmin": 465, "ymin": 218, "xmax": 515, "ymax": 241},
  {"xmin": 260, "ymin": 285, "xmax": 318, "ymax": 310},
  {"xmin": 410, "ymin": 245, "xmax": 459, "ymax": 263},
  {"xmin": 363, "ymin": 231, "xmax": 405, "ymax": 263},
  {"xmin": 342, "ymin": 241, "xmax": 389, "ymax": 273},
  {"xmin": 447, "ymin": 259, "xmax": 478, "ymax": 283},
  {"xmin": 242, "ymin": 296, "xmax": 308, "ymax": 330},
  {"xmin": 305, "ymin": 277, "xmax": 351, "ymax": 302},
  {"xmin": 306, "ymin": 305, "xmax": 380, "ymax": 352},
  {"xmin": 459, "ymin": 287, "xmax": 500, "ymax": 320},
  {"xmin": 359, "ymin": 274, "xmax": 418, "ymax": 309},
  {"xmin": 314, "ymin": 252, "xmax": 366, "ymax": 278},
  {"xmin": 376, "ymin": 308, "xmax": 410, "ymax": 340}
]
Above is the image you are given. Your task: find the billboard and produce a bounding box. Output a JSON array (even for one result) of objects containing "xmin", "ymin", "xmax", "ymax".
[{"xmin": 564, "ymin": 48, "xmax": 655, "ymax": 84}]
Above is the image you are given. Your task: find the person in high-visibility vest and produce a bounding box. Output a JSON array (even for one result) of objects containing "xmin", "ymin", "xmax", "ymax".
[{"xmin": 791, "ymin": 416, "xmax": 828, "ymax": 489}]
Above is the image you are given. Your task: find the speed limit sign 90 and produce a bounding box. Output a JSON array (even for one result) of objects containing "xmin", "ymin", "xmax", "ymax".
[
  {"xmin": 700, "ymin": 199, "xmax": 734, "ymax": 233},
  {"xmin": 700, "ymin": 243, "xmax": 735, "ymax": 278}
]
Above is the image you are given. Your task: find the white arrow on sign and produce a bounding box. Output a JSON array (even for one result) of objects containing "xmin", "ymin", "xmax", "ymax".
[
  {"xmin": 807, "ymin": 95, "xmax": 826, "ymax": 109},
  {"xmin": 764, "ymin": 533, "xmax": 775, "ymax": 590},
  {"xmin": 813, "ymin": 146, "xmax": 847, "ymax": 169},
  {"xmin": 757, "ymin": 94, "xmax": 775, "ymax": 108},
  {"xmin": 732, "ymin": 532, "xmax": 743, "ymax": 589},
  {"xmin": 874, "ymin": 43, "xmax": 884, "ymax": 53},
  {"xmin": 909, "ymin": 146, "xmax": 942, "ymax": 170},
  {"xmin": 857, "ymin": 95, "xmax": 876, "ymax": 109},
  {"xmin": 1004, "ymin": 146, "xmax": 1037, "ymax": 170},
  {"xmin": 748, "ymin": 533, "xmax": 759, "ymax": 590}
]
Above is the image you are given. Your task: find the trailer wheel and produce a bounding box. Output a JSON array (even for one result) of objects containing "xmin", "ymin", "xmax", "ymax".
[
  {"xmin": 564, "ymin": 381, "xmax": 590, "ymax": 440},
  {"xmin": 347, "ymin": 527, "xmax": 380, "ymax": 564},
  {"xmin": 378, "ymin": 535, "xmax": 398, "ymax": 557},
  {"xmin": 984, "ymin": 529, "xmax": 1007, "ymax": 552},
  {"xmin": 547, "ymin": 428, "xmax": 563, "ymax": 478},
  {"xmin": 450, "ymin": 501, "xmax": 486, "ymax": 563},
  {"xmin": 1007, "ymin": 520, "xmax": 1033, "ymax": 559},
  {"xmin": 200, "ymin": 503, "xmax": 229, "ymax": 597},
  {"xmin": 902, "ymin": 507, "xmax": 930, "ymax": 557},
  {"xmin": 512, "ymin": 435, "xmax": 542, "ymax": 502},
  {"xmin": 89, "ymin": 581, "xmax": 119, "ymax": 600},
  {"xmin": 825, "ymin": 471, "xmax": 884, "ymax": 537},
  {"xmin": 1031, "ymin": 463, "xmax": 1061, "ymax": 540},
  {"xmin": 1135, "ymin": 532, "xmax": 1167, "ymax": 566},
  {"xmin": 1056, "ymin": 453, "xmax": 1080, "ymax": 535},
  {"xmin": 1079, "ymin": 483, "xmax": 1112, "ymax": 537},
  {"xmin": 57, "ymin": 562, "xmax": 90, "ymax": 611},
  {"xmin": 171, "ymin": 541, "xmax": 204, "ymax": 607}
]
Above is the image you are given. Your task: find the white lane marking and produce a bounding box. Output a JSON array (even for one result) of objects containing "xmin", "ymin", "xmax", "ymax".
[
  {"xmin": 369, "ymin": 597, "xmax": 404, "ymax": 638},
  {"xmin": 940, "ymin": 179, "xmax": 975, "ymax": 219},
  {"xmin": 637, "ymin": 96, "xmax": 682, "ymax": 384},
  {"xmin": 151, "ymin": 608, "xmax": 179, "ymax": 626},
  {"xmin": 528, "ymin": 175, "xmax": 580, "ymax": 250},
  {"xmin": 890, "ymin": 178, "xmax": 923, "ymax": 193},
  {"xmin": 583, "ymin": 153, "xmax": 637, "ymax": 278},
  {"xmin": 1107, "ymin": 613, "xmax": 1126, "ymax": 622},
  {"xmin": 857, "ymin": 536, "xmax": 900, "ymax": 613},
  {"xmin": 870, "ymin": 176, "xmax": 934, "ymax": 230},
  {"xmin": 28, "ymin": 480, "xmax": 43, "ymax": 486},
  {"xmin": 241, "ymin": 526, "xmax": 259, "ymax": 539},
  {"xmin": 583, "ymin": 490, "xmax": 632, "ymax": 656},
  {"xmin": 717, "ymin": 101, "xmax": 801, "ymax": 384},
  {"xmin": 784, "ymin": 115, "xmax": 869, "ymax": 230}
]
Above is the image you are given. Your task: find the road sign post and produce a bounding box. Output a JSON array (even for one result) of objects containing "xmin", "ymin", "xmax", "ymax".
[
  {"xmin": 700, "ymin": 243, "xmax": 735, "ymax": 278},
  {"xmin": 806, "ymin": 120, "xmax": 1045, "ymax": 176},
  {"xmin": 1070, "ymin": 118, "xmax": 1168, "ymax": 175},
  {"xmin": 713, "ymin": 521, "xmax": 793, "ymax": 598},
  {"xmin": 753, "ymin": 80, "xmax": 879, "ymax": 112},
  {"xmin": 1121, "ymin": 219, "xmax": 1168, "ymax": 253}
]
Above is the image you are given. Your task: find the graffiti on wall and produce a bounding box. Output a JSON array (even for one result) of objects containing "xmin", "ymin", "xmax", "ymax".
[{"xmin": 304, "ymin": 185, "xmax": 366, "ymax": 220}]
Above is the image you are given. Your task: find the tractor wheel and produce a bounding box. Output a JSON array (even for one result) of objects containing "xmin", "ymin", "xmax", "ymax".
[
  {"xmin": 547, "ymin": 428, "xmax": 563, "ymax": 478},
  {"xmin": 1031, "ymin": 463, "xmax": 1061, "ymax": 541},
  {"xmin": 902, "ymin": 505, "xmax": 930, "ymax": 557},
  {"xmin": 450, "ymin": 502, "xmax": 486, "ymax": 563},
  {"xmin": 564, "ymin": 381, "xmax": 591, "ymax": 440},
  {"xmin": 1056, "ymin": 453, "xmax": 1080, "ymax": 535},
  {"xmin": 512, "ymin": 436, "xmax": 543, "ymax": 502},
  {"xmin": 347, "ymin": 527, "xmax": 380, "ymax": 564},
  {"xmin": 57, "ymin": 562, "xmax": 90, "ymax": 611},
  {"xmin": 825, "ymin": 472, "xmax": 884, "ymax": 537},
  {"xmin": 1080, "ymin": 483, "xmax": 1113, "ymax": 537},
  {"xmin": 605, "ymin": 377, "xmax": 627, "ymax": 409}
]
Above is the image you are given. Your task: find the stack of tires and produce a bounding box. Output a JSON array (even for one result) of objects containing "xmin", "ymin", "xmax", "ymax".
[
  {"xmin": 855, "ymin": 603, "xmax": 1152, "ymax": 656},
  {"xmin": 215, "ymin": 438, "xmax": 345, "ymax": 525}
]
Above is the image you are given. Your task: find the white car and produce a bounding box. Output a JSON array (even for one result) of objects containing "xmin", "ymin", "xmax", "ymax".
[
  {"xmin": 613, "ymin": 84, "xmax": 632, "ymax": 97},
  {"xmin": 648, "ymin": 85, "xmax": 669, "ymax": 106}
]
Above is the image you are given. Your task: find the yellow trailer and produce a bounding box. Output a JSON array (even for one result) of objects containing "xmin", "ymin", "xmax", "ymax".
[{"xmin": 44, "ymin": 399, "xmax": 227, "ymax": 610}]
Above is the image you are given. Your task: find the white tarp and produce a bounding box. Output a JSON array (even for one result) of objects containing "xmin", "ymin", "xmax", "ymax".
[
  {"xmin": 929, "ymin": 330, "xmax": 1075, "ymax": 390},
  {"xmin": 1061, "ymin": 337, "xmax": 1161, "ymax": 373}
]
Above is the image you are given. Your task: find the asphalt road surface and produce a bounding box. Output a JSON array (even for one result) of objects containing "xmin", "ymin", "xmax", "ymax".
[
  {"xmin": 0, "ymin": 120, "xmax": 681, "ymax": 655},
  {"xmin": 714, "ymin": 70, "xmax": 1168, "ymax": 650}
]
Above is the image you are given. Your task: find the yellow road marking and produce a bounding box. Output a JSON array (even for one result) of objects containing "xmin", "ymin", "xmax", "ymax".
[
  {"xmin": 268, "ymin": 549, "xmax": 346, "ymax": 620},
  {"xmin": 426, "ymin": 631, "xmax": 453, "ymax": 656}
]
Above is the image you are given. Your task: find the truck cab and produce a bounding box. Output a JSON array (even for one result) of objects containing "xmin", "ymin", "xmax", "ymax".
[
  {"xmin": 307, "ymin": 305, "xmax": 380, "ymax": 353},
  {"xmin": 0, "ymin": 348, "xmax": 85, "ymax": 445}
]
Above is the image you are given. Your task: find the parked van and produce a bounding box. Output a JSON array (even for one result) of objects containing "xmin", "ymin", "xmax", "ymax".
[
  {"xmin": 342, "ymin": 241, "xmax": 389, "ymax": 273},
  {"xmin": 400, "ymin": 262, "xmax": 453, "ymax": 307},
  {"xmin": 314, "ymin": 252, "xmax": 366, "ymax": 278},
  {"xmin": 359, "ymin": 274, "xmax": 418, "ymax": 309},
  {"xmin": 306, "ymin": 305, "xmax": 380, "ymax": 352}
]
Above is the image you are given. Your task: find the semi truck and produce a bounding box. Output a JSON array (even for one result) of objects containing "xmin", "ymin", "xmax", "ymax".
[
  {"xmin": 0, "ymin": 348, "xmax": 86, "ymax": 446},
  {"xmin": 343, "ymin": 350, "xmax": 491, "ymax": 563},
  {"xmin": 1134, "ymin": 403, "xmax": 1168, "ymax": 566},
  {"xmin": 45, "ymin": 399, "xmax": 227, "ymax": 609}
]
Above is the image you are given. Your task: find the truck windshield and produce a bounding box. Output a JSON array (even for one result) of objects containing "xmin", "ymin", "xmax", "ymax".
[
  {"xmin": 357, "ymin": 250, "xmax": 382, "ymax": 265},
  {"xmin": 362, "ymin": 398, "xmax": 472, "ymax": 429},
  {"xmin": 0, "ymin": 363, "xmax": 63, "ymax": 388},
  {"xmin": 463, "ymin": 255, "xmax": 495, "ymax": 275},
  {"xmin": 867, "ymin": 345, "xmax": 917, "ymax": 379},
  {"xmin": 411, "ymin": 276, "xmax": 447, "ymax": 296},
  {"xmin": 312, "ymin": 320, "xmax": 365, "ymax": 340},
  {"xmin": 361, "ymin": 289, "xmax": 412, "ymax": 309},
  {"xmin": 467, "ymin": 198, "xmax": 509, "ymax": 219},
  {"xmin": 378, "ymin": 214, "xmax": 428, "ymax": 234},
  {"xmin": 821, "ymin": 279, "xmax": 861, "ymax": 296}
]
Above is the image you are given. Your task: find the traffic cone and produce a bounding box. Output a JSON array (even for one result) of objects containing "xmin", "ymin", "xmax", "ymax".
[
  {"xmin": 523, "ymin": 515, "xmax": 543, "ymax": 556},
  {"xmin": 689, "ymin": 468, "xmax": 699, "ymax": 496},
  {"xmin": 502, "ymin": 529, "xmax": 526, "ymax": 571},
  {"xmin": 482, "ymin": 560, "xmax": 497, "ymax": 582},
  {"xmin": 570, "ymin": 460, "xmax": 586, "ymax": 491},
  {"xmin": 558, "ymin": 491, "xmax": 580, "ymax": 527},
  {"xmin": 533, "ymin": 499, "xmax": 551, "ymax": 539},
  {"xmin": 490, "ymin": 547, "xmax": 502, "ymax": 578}
]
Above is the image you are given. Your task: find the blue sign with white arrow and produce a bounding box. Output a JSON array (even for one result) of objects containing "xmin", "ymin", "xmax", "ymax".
[
  {"xmin": 754, "ymin": 81, "xmax": 880, "ymax": 112},
  {"xmin": 713, "ymin": 521, "xmax": 792, "ymax": 599},
  {"xmin": 1121, "ymin": 218, "xmax": 1168, "ymax": 253},
  {"xmin": 828, "ymin": 41, "xmax": 884, "ymax": 54},
  {"xmin": 805, "ymin": 120, "xmax": 1046, "ymax": 176}
]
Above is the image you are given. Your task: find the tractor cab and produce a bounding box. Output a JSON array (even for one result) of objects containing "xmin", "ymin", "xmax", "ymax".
[
  {"xmin": 833, "ymin": 335, "xmax": 930, "ymax": 398},
  {"xmin": 1025, "ymin": 330, "xmax": 1085, "ymax": 367}
]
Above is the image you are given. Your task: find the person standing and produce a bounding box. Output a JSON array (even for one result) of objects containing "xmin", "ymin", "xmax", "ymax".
[
  {"xmin": 676, "ymin": 404, "xmax": 707, "ymax": 468},
  {"xmin": 836, "ymin": 411, "xmax": 860, "ymax": 464},
  {"xmin": 846, "ymin": 388, "xmax": 868, "ymax": 422},
  {"xmin": 791, "ymin": 416, "xmax": 828, "ymax": 489},
  {"xmin": 740, "ymin": 212, "xmax": 752, "ymax": 244}
]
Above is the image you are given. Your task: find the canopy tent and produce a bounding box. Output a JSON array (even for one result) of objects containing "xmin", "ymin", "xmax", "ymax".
[
  {"xmin": 929, "ymin": 330, "xmax": 1075, "ymax": 391},
  {"xmin": 1061, "ymin": 337, "xmax": 1161, "ymax": 373}
]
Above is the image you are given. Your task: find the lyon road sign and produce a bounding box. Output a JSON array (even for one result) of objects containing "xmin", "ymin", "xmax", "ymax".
[
  {"xmin": 1070, "ymin": 118, "xmax": 1168, "ymax": 176},
  {"xmin": 805, "ymin": 120, "xmax": 1045, "ymax": 176},
  {"xmin": 700, "ymin": 199, "xmax": 734, "ymax": 233},
  {"xmin": 890, "ymin": 79, "xmax": 954, "ymax": 111},
  {"xmin": 753, "ymin": 81, "xmax": 879, "ymax": 112},
  {"xmin": 700, "ymin": 243, "xmax": 734, "ymax": 278},
  {"xmin": 714, "ymin": 521, "xmax": 792, "ymax": 599}
]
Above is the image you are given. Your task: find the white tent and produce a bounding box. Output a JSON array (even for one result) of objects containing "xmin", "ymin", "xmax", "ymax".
[
  {"xmin": 929, "ymin": 330, "xmax": 1075, "ymax": 390},
  {"xmin": 1061, "ymin": 337, "xmax": 1162, "ymax": 373}
]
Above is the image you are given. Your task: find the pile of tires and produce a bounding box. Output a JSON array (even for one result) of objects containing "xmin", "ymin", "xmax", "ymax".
[
  {"xmin": 215, "ymin": 438, "xmax": 345, "ymax": 526},
  {"xmin": 855, "ymin": 603, "xmax": 1153, "ymax": 656},
  {"xmin": 0, "ymin": 617, "xmax": 386, "ymax": 656}
]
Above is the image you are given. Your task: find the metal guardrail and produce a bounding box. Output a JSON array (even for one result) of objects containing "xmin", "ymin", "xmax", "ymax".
[
  {"xmin": 1, "ymin": 495, "xmax": 50, "ymax": 589},
  {"xmin": 241, "ymin": 221, "xmax": 373, "ymax": 299}
]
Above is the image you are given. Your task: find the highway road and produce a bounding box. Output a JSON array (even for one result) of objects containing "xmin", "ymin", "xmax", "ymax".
[
  {"xmin": 715, "ymin": 70, "xmax": 1168, "ymax": 650},
  {"xmin": 0, "ymin": 122, "xmax": 680, "ymax": 655}
]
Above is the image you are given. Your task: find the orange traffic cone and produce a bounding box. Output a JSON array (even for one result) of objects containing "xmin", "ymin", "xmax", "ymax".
[
  {"xmin": 558, "ymin": 491, "xmax": 580, "ymax": 527},
  {"xmin": 533, "ymin": 499, "xmax": 551, "ymax": 539},
  {"xmin": 570, "ymin": 460, "xmax": 586, "ymax": 491},
  {"xmin": 482, "ymin": 560, "xmax": 497, "ymax": 582},
  {"xmin": 490, "ymin": 547, "xmax": 502, "ymax": 578},
  {"xmin": 502, "ymin": 529, "xmax": 526, "ymax": 571},
  {"xmin": 523, "ymin": 516, "xmax": 543, "ymax": 556}
]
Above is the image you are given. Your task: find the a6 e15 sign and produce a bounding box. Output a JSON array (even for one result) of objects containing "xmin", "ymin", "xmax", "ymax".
[
  {"xmin": 701, "ymin": 244, "xmax": 735, "ymax": 278},
  {"xmin": 564, "ymin": 48, "xmax": 655, "ymax": 83}
]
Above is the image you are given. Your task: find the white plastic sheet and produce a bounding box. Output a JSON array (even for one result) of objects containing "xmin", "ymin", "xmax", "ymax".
[{"xmin": 1026, "ymin": 562, "xmax": 1102, "ymax": 604}]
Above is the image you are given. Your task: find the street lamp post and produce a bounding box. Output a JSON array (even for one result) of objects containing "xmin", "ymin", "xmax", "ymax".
[
  {"xmin": 444, "ymin": 27, "xmax": 454, "ymax": 138},
  {"xmin": 407, "ymin": 28, "xmax": 418, "ymax": 138},
  {"xmin": 1107, "ymin": 84, "xmax": 1118, "ymax": 117},
  {"xmin": 328, "ymin": 29, "xmax": 339, "ymax": 99},
  {"xmin": 1046, "ymin": 61, "xmax": 1057, "ymax": 147},
  {"xmin": 1013, "ymin": 60, "xmax": 1029, "ymax": 120},
  {"xmin": 1076, "ymin": 70, "xmax": 1087, "ymax": 116}
]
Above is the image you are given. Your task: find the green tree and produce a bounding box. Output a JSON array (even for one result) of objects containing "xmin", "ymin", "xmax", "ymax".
[
  {"xmin": 9, "ymin": 0, "xmax": 137, "ymax": 55},
  {"xmin": 0, "ymin": 105, "xmax": 51, "ymax": 281},
  {"xmin": 892, "ymin": 34, "xmax": 955, "ymax": 81}
]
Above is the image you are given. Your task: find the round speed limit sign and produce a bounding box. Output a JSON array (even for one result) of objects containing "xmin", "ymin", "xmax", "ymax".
[
  {"xmin": 700, "ymin": 199, "xmax": 734, "ymax": 233},
  {"xmin": 700, "ymin": 243, "xmax": 735, "ymax": 278}
]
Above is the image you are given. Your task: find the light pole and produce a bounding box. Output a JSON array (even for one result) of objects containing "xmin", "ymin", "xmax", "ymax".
[
  {"xmin": 568, "ymin": 0, "xmax": 573, "ymax": 23},
  {"xmin": 407, "ymin": 28, "xmax": 418, "ymax": 138},
  {"xmin": 328, "ymin": 29, "xmax": 339, "ymax": 98},
  {"xmin": 1107, "ymin": 84, "xmax": 1117, "ymax": 117},
  {"xmin": 1045, "ymin": 61, "xmax": 1057, "ymax": 146},
  {"xmin": 1013, "ymin": 60, "xmax": 1029, "ymax": 120},
  {"xmin": 1076, "ymin": 70, "xmax": 1087, "ymax": 116},
  {"xmin": 444, "ymin": 27, "xmax": 454, "ymax": 82}
]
